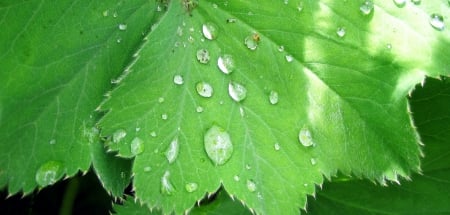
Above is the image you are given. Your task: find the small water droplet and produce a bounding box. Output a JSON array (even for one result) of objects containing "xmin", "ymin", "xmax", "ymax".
[
  {"xmin": 239, "ymin": 107, "xmax": 245, "ymax": 117},
  {"xmin": 410, "ymin": 0, "xmax": 421, "ymax": 5},
  {"xmin": 257, "ymin": 192, "xmax": 263, "ymax": 199},
  {"xmin": 226, "ymin": 18, "xmax": 237, "ymax": 23},
  {"xmin": 173, "ymin": 75, "xmax": 184, "ymax": 85},
  {"xmin": 102, "ymin": 10, "xmax": 109, "ymax": 17},
  {"xmin": 336, "ymin": 27, "xmax": 346, "ymax": 37},
  {"xmin": 393, "ymin": 0, "xmax": 406, "ymax": 7},
  {"xmin": 278, "ymin": 45, "xmax": 285, "ymax": 52},
  {"xmin": 144, "ymin": 166, "xmax": 152, "ymax": 172},
  {"xmin": 188, "ymin": 35, "xmax": 195, "ymax": 43},
  {"xmin": 297, "ymin": 2, "xmax": 304, "ymax": 12},
  {"xmin": 165, "ymin": 137, "xmax": 179, "ymax": 164},
  {"xmin": 285, "ymin": 55, "xmax": 294, "ymax": 62},
  {"xmin": 130, "ymin": 137, "xmax": 144, "ymax": 155},
  {"xmin": 196, "ymin": 106, "xmax": 204, "ymax": 113},
  {"xmin": 161, "ymin": 113, "xmax": 168, "ymax": 120},
  {"xmin": 228, "ymin": 82, "xmax": 247, "ymax": 102},
  {"xmin": 274, "ymin": 143, "xmax": 280, "ymax": 151},
  {"xmin": 161, "ymin": 170, "xmax": 175, "ymax": 195},
  {"xmin": 246, "ymin": 179, "xmax": 257, "ymax": 192},
  {"xmin": 233, "ymin": 175, "xmax": 240, "ymax": 181},
  {"xmin": 196, "ymin": 82, "xmax": 214, "ymax": 98},
  {"xmin": 185, "ymin": 182, "xmax": 198, "ymax": 192},
  {"xmin": 269, "ymin": 90, "xmax": 279, "ymax": 105},
  {"xmin": 204, "ymin": 125, "xmax": 234, "ymax": 166},
  {"xmin": 386, "ymin": 43, "xmax": 392, "ymax": 50},
  {"xmin": 35, "ymin": 161, "xmax": 64, "ymax": 187},
  {"xmin": 299, "ymin": 127, "xmax": 314, "ymax": 147},
  {"xmin": 196, "ymin": 49, "xmax": 210, "ymax": 64},
  {"xmin": 113, "ymin": 129, "xmax": 127, "ymax": 143},
  {"xmin": 116, "ymin": 38, "xmax": 122, "ymax": 43},
  {"xmin": 310, "ymin": 158, "xmax": 317, "ymax": 165},
  {"xmin": 49, "ymin": 139, "xmax": 56, "ymax": 145},
  {"xmin": 360, "ymin": 0, "xmax": 374, "ymax": 15},
  {"xmin": 158, "ymin": 97, "xmax": 165, "ymax": 103},
  {"xmin": 212, "ymin": 3, "xmax": 218, "ymax": 8},
  {"xmin": 217, "ymin": 55, "xmax": 235, "ymax": 74},
  {"xmin": 430, "ymin": 13, "xmax": 445, "ymax": 31},
  {"xmin": 202, "ymin": 22, "xmax": 218, "ymax": 40},
  {"xmin": 118, "ymin": 24, "xmax": 127, "ymax": 31},
  {"xmin": 245, "ymin": 164, "xmax": 251, "ymax": 170},
  {"xmin": 176, "ymin": 26, "xmax": 183, "ymax": 36},
  {"xmin": 113, "ymin": 12, "xmax": 118, "ymax": 18},
  {"xmin": 136, "ymin": 127, "xmax": 141, "ymax": 132},
  {"xmin": 244, "ymin": 34, "xmax": 259, "ymax": 50},
  {"xmin": 150, "ymin": 131, "xmax": 157, "ymax": 137}
]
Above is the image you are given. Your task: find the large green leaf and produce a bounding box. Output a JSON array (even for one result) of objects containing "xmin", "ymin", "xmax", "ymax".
[
  {"xmin": 0, "ymin": 0, "xmax": 157, "ymax": 194},
  {"xmin": 98, "ymin": 0, "xmax": 450, "ymax": 214}
]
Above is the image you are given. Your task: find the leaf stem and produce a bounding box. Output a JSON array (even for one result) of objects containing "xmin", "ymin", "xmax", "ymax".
[{"xmin": 59, "ymin": 177, "xmax": 79, "ymax": 215}]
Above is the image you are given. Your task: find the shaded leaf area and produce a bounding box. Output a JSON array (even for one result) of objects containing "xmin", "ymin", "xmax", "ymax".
[
  {"xmin": 98, "ymin": 0, "xmax": 450, "ymax": 214},
  {"xmin": 0, "ymin": 0, "xmax": 160, "ymax": 194},
  {"xmin": 306, "ymin": 77, "xmax": 450, "ymax": 214}
]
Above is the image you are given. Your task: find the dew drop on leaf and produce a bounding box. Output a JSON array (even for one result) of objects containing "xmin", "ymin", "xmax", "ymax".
[
  {"xmin": 196, "ymin": 106, "xmax": 204, "ymax": 113},
  {"xmin": 234, "ymin": 175, "xmax": 240, "ymax": 181},
  {"xmin": 158, "ymin": 97, "xmax": 165, "ymax": 103},
  {"xmin": 202, "ymin": 22, "xmax": 218, "ymax": 40},
  {"xmin": 269, "ymin": 90, "xmax": 279, "ymax": 105},
  {"xmin": 429, "ymin": 13, "xmax": 445, "ymax": 31},
  {"xmin": 285, "ymin": 55, "xmax": 294, "ymax": 62},
  {"xmin": 130, "ymin": 137, "xmax": 144, "ymax": 155},
  {"xmin": 360, "ymin": 0, "xmax": 374, "ymax": 15},
  {"xmin": 144, "ymin": 166, "xmax": 152, "ymax": 172},
  {"xmin": 196, "ymin": 82, "xmax": 214, "ymax": 98},
  {"xmin": 118, "ymin": 24, "xmax": 127, "ymax": 31},
  {"xmin": 49, "ymin": 139, "xmax": 56, "ymax": 145},
  {"xmin": 204, "ymin": 125, "xmax": 233, "ymax": 166},
  {"xmin": 410, "ymin": 0, "xmax": 421, "ymax": 5},
  {"xmin": 278, "ymin": 45, "xmax": 285, "ymax": 52},
  {"xmin": 299, "ymin": 127, "xmax": 314, "ymax": 147},
  {"xmin": 246, "ymin": 179, "xmax": 257, "ymax": 192},
  {"xmin": 310, "ymin": 158, "xmax": 317, "ymax": 165},
  {"xmin": 217, "ymin": 54, "xmax": 235, "ymax": 74},
  {"xmin": 274, "ymin": 143, "xmax": 281, "ymax": 151},
  {"xmin": 165, "ymin": 137, "xmax": 179, "ymax": 164},
  {"xmin": 228, "ymin": 82, "xmax": 247, "ymax": 102},
  {"xmin": 35, "ymin": 161, "xmax": 64, "ymax": 187},
  {"xmin": 102, "ymin": 10, "xmax": 109, "ymax": 17},
  {"xmin": 113, "ymin": 129, "xmax": 127, "ymax": 143},
  {"xmin": 185, "ymin": 182, "xmax": 198, "ymax": 193},
  {"xmin": 196, "ymin": 49, "xmax": 210, "ymax": 64},
  {"xmin": 393, "ymin": 0, "xmax": 406, "ymax": 8},
  {"xmin": 336, "ymin": 27, "xmax": 346, "ymax": 37},
  {"xmin": 161, "ymin": 113, "xmax": 168, "ymax": 120},
  {"xmin": 150, "ymin": 131, "xmax": 157, "ymax": 137},
  {"xmin": 161, "ymin": 170, "xmax": 175, "ymax": 195},
  {"xmin": 297, "ymin": 2, "xmax": 304, "ymax": 12},
  {"xmin": 244, "ymin": 35, "xmax": 259, "ymax": 50},
  {"xmin": 173, "ymin": 75, "xmax": 184, "ymax": 85}
]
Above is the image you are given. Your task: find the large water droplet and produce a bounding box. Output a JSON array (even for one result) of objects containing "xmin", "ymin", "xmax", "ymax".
[
  {"xmin": 228, "ymin": 82, "xmax": 247, "ymax": 102},
  {"xmin": 35, "ymin": 161, "xmax": 64, "ymax": 187},
  {"xmin": 336, "ymin": 27, "xmax": 346, "ymax": 37},
  {"xmin": 393, "ymin": 0, "xmax": 406, "ymax": 7},
  {"xmin": 202, "ymin": 22, "xmax": 218, "ymax": 40},
  {"xmin": 217, "ymin": 55, "xmax": 235, "ymax": 74},
  {"xmin": 204, "ymin": 125, "xmax": 233, "ymax": 166},
  {"xmin": 360, "ymin": 0, "xmax": 374, "ymax": 15},
  {"xmin": 196, "ymin": 49, "xmax": 210, "ymax": 64},
  {"xmin": 196, "ymin": 82, "xmax": 214, "ymax": 98},
  {"xmin": 269, "ymin": 90, "xmax": 279, "ymax": 105},
  {"xmin": 161, "ymin": 170, "xmax": 175, "ymax": 195},
  {"xmin": 185, "ymin": 182, "xmax": 198, "ymax": 192},
  {"xmin": 165, "ymin": 137, "xmax": 179, "ymax": 164},
  {"xmin": 173, "ymin": 75, "xmax": 184, "ymax": 85},
  {"xmin": 246, "ymin": 179, "xmax": 257, "ymax": 192},
  {"xmin": 131, "ymin": 137, "xmax": 144, "ymax": 155},
  {"xmin": 430, "ymin": 14, "xmax": 445, "ymax": 31},
  {"xmin": 299, "ymin": 127, "xmax": 314, "ymax": 147},
  {"xmin": 118, "ymin": 24, "xmax": 127, "ymax": 31},
  {"xmin": 244, "ymin": 34, "xmax": 259, "ymax": 50},
  {"xmin": 113, "ymin": 129, "xmax": 127, "ymax": 143}
]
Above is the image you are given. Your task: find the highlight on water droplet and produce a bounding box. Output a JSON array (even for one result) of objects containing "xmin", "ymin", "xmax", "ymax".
[
  {"xmin": 118, "ymin": 24, "xmax": 127, "ymax": 31},
  {"xmin": 274, "ymin": 143, "xmax": 281, "ymax": 151},
  {"xmin": 196, "ymin": 49, "xmax": 210, "ymax": 64},
  {"xmin": 228, "ymin": 82, "xmax": 247, "ymax": 102},
  {"xmin": 130, "ymin": 137, "xmax": 144, "ymax": 155},
  {"xmin": 429, "ymin": 13, "xmax": 445, "ymax": 31},
  {"xmin": 278, "ymin": 45, "xmax": 285, "ymax": 52},
  {"xmin": 204, "ymin": 125, "xmax": 234, "ymax": 166},
  {"xmin": 393, "ymin": 0, "xmax": 406, "ymax": 7},
  {"xmin": 35, "ymin": 160, "xmax": 64, "ymax": 187},
  {"xmin": 113, "ymin": 129, "xmax": 127, "ymax": 143},
  {"xmin": 285, "ymin": 55, "xmax": 294, "ymax": 62},
  {"xmin": 299, "ymin": 127, "xmax": 314, "ymax": 147},
  {"xmin": 165, "ymin": 137, "xmax": 179, "ymax": 164},
  {"xmin": 360, "ymin": 0, "xmax": 374, "ymax": 15},
  {"xmin": 161, "ymin": 113, "xmax": 168, "ymax": 120},
  {"xmin": 196, "ymin": 82, "xmax": 214, "ymax": 98},
  {"xmin": 161, "ymin": 170, "xmax": 175, "ymax": 195},
  {"xmin": 246, "ymin": 179, "xmax": 257, "ymax": 192},
  {"xmin": 217, "ymin": 55, "xmax": 235, "ymax": 74},
  {"xmin": 173, "ymin": 75, "xmax": 184, "ymax": 85},
  {"xmin": 202, "ymin": 22, "xmax": 218, "ymax": 40},
  {"xmin": 244, "ymin": 33, "xmax": 260, "ymax": 50},
  {"xmin": 269, "ymin": 90, "xmax": 279, "ymax": 105},
  {"xmin": 185, "ymin": 182, "xmax": 198, "ymax": 193},
  {"xmin": 336, "ymin": 27, "xmax": 346, "ymax": 37}
]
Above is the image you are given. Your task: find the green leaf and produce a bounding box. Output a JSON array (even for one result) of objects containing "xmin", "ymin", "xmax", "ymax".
[
  {"xmin": 98, "ymin": 0, "xmax": 449, "ymax": 214},
  {"xmin": 0, "ymin": 0, "xmax": 158, "ymax": 194},
  {"xmin": 307, "ymin": 77, "xmax": 450, "ymax": 214}
]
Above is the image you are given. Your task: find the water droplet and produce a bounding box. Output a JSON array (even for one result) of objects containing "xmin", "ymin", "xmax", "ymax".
[
  {"xmin": 173, "ymin": 75, "xmax": 184, "ymax": 85},
  {"xmin": 102, "ymin": 10, "xmax": 109, "ymax": 17},
  {"xmin": 285, "ymin": 55, "xmax": 294, "ymax": 62},
  {"xmin": 161, "ymin": 170, "xmax": 175, "ymax": 195},
  {"xmin": 196, "ymin": 106, "xmax": 204, "ymax": 113},
  {"xmin": 233, "ymin": 175, "xmax": 240, "ymax": 181},
  {"xmin": 202, "ymin": 22, "xmax": 218, "ymax": 40},
  {"xmin": 150, "ymin": 131, "xmax": 157, "ymax": 137},
  {"xmin": 336, "ymin": 27, "xmax": 346, "ymax": 37},
  {"xmin": 118, "ymin": 24, "xmax": 127, "ymax": 31},
  {"xmin": 130, "ymin": 137, "xmax": 144, "ymax": 155},
  {"xmin": 269, "ymin": 90, "xmax": 279, "ymax": 105},
  {"xmin": 136, "ymin": 127, "xmax": 141, "ymax": 132},
  {"xmin": 188, "ymin": 35, "xmax": 195, "ymax": 43},
  {"xmin": 239, "ymin": 107, "xmax": 245, "ymax": 117},
  {"xmin": 393, "ymin": 0, "xmax": 406, "ymax": 7},
  {"xmin": 116, "ymin": 38, "xmax": 122, "ymax": 43},
  {"xmin": 246, "ymin": 179, "xmax": 257, "ymax": 192},
  {"xmin": 217, "ymin": 55, "xmax": 235, "ymax": 74},
  {"xmin": 158, "ymin": 97, "xmax": 165, "ymax": 103},
  {"xmin": 274, "ymin": 143, "xmax": 281, "ymax": 151},
  {"xmin": 212, "ymin": 3, "xmax": 218, "ymax": 8},
  {"xmin": 360, "ymin": 0, "xmax": 374, "ymax": 15},
  {"xmin": 278, "ymin": 45, "xmax": 285, "ymax": 52},
  {"xmin": 226, "ymin": 18, "xmax": 237, "ymax": 23},
  {"xmin": 299, "ymin": 127, "xmax": 314, "ymax": 147},
  {"xmin": 196, "ymin": 49, "xmax": 210, "ymax": 64},
  {"xmin": 161, "ymin": 113, "xmax": 168, "ymax": 120},
  {"xmin": 310, "ymin": 158, "xmax": 317, "ymax": 165},
  {"xmin": 297, "ymin": 2, "xmax": 304, "ymax": 12},
  {"xmin": 196, "ymin": 82, "xmax": 214, "ymax": 98},
  {"xmin": 49, "ymin": 139, "xmax": 56, "ymax": 145},
  {"xmin": 35, "ymin": 161, "xmax": 63, "ymax": 187},
  {"xmin": 113, "ymin": 12, "xmax": 118, "ymax": 18},
  {"xmin": 165, "ymin": 137, "xmax": 179, "ymax": 164},
  {"xmin": 430, "ymin": 13, "xmax": 445, "ymax": 31},
  {"xmin": 113, "ymin": 129, "xmax": 127, "ymax": 143},
  {"xmin": 144, "ymin": 166, "xmax": 152, "ymax": 172},
  {"xmin": 185, "ymin": 182, "xmax": 198, "ymax": 192},
  {"xmin": 204, "ymin": 125, "xmax": 234, "ymax": 166},
  {"xmin": 386, "ymin": 43, "xmax": 392, "ymax": 50},
  {"xmin": 228, "ymin": 82, "xmax": 247, "ymax": 102},
  {"xmin": 244, "ymin": 34, "xmax": 259, "ymax": 50},
  {"xmin": 257, "ymin": 192, "xmax": 263, "ymax": 199},
  {"xmin": 410, "ymin": 0, "xmax": 421, "ymax": 5},
  {"xmin": 176, "ymin": 26, "xmax": 183, "ymax": 36},
  {"xmin": 245, "ymin": 164, "xmax": 251, "ymax": 170},
  {"xmin": 284, "ymin": 0, "xmax": 289, "ymax": 4}
]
